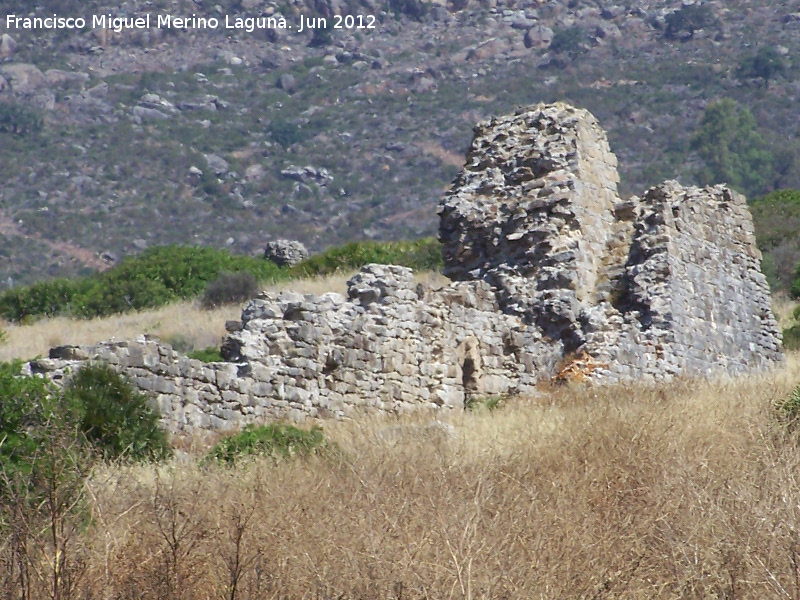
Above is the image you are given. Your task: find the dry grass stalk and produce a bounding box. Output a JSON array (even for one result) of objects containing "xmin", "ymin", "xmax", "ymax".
[
  {"xmin": 1, "ymin": 355, "xmax": 791, "ymax": 599},
  {"xmin": 0, "ymin": 271, "xmax": 448, "ymax": 363},
  {"xmin": 2, "ymin": 272, "xmax": 799, "ymax": 598}
]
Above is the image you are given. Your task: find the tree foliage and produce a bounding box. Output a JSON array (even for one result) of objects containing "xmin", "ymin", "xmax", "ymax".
[
  {"xmin": 0, "ymin": 239, "xmax": 444, "ymax": 322},
  {"xmin": 0, "ymin": 362, "xmax": 169, "ymax": 599},
  {"xmin": 750, "ymin": 189, "xmax": 800, "ymax": 291},
  {"xmin": 664, "ymin": 5, "xmax": 716, "ymax": 40},
  {"xmin": 0, "ymin": 246, "xmax": 284, "ymax": 322},
  {"xmin": 549, "ymin": 26, "xmax": 589, "ymax": 60},
  {"xmin": 0, "ymin": 361, "xmax": 171, "ymax": 477},
  {"xmin": 691, "ymin": 98, "xmax": 774, "ymax": 198},
  {"xmin": 737, "ymin": 46, "xmax": 786, "ymax": 89},
  {"xmin": 65, "ymin": 363, "xmax": 172, "ymax": 462},
  {"xmin": 0, "ymin": 102, "xmax": 43, "ymax": 136}
]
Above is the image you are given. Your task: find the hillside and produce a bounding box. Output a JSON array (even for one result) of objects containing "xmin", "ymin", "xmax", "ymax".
[{"xmin": 1, "ymin": 0, "xmax": 800, "ymax": 287}]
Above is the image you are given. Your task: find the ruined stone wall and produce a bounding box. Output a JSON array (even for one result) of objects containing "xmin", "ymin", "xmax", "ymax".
[
  {"xmin": 439, "ymin": 103, "xmax": 626, "ymax": 351},
  {"xmin": 32, "ymin": 265, "xmax": 559, "ymax": 433},
  {"xmin": 28, "ymin": 103, "xmax": 784, "ymax": 434},
  {"xmin": 438, "ymin": 102, "xmax": 783, "ymax": 382},
  {"xmin": 582, "ymin": 181, "xmax": 783, "ymax": 380}
]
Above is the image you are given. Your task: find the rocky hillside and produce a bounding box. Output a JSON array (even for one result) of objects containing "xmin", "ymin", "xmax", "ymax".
[{"xmin": 0, "ymin": 0, "xmax": 799, "ymax": 286}]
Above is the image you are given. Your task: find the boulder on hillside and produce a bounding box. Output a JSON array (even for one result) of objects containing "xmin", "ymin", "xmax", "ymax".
[{"xmin": 263, "ymin": 240, "xmax": 309, "ymax": 267}]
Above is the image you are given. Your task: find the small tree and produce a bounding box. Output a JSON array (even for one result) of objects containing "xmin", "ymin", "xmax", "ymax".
[
  {"xmin": 549, "ymin": 26, "xmax": 589, "ymax": 61},
  {"xmin": 664, "ymin": 5, "xmax": 716, "ymax": 40},
  {"xmin": 737, "ymin": 46, "xmax": 786, "ymax": 89},
  {"xmin": 65, "ymin": 363, "xmax": 172, "ymax": 462},
  {"xmin": 691, "ymin": 98, "xmax": 774, "ymax": 198},
  {"xmin": 0, "ymin": 365, "xmax": 93, "ymax": 600}
]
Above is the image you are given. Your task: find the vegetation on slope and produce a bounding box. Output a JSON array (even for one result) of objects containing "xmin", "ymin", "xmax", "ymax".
[
  {"xmin": 0, "ymin": 238, "xmax": 443, "ymax": 322},
  {"xmin": 751, "ymin": 189, "xmax": 800, "ymax": 292},
  {"xmin": 3, "ymin": 0, "xmax": 800, "ymax": 290}
]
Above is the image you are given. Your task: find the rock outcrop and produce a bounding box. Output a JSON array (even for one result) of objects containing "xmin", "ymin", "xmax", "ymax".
[
  {"xmin": 29, "ymin": 103, "xmax": 783, "ymax": 434},
  {"xmin": 263, "ymin": 240, "xmax": 310, "ymax": 267}
]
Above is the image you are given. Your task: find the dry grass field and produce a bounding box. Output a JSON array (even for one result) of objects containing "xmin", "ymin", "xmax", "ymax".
[
  {"xmin": 5, "ymin": 357, "xmax": 800, "ymax": 599},
  {"xmin": 2, "ymin": 276, "xmax": 800, "ymax": 599},
  {"xmin": 0, "ymin": 271, "xmax": 450, "ymax": 362}
]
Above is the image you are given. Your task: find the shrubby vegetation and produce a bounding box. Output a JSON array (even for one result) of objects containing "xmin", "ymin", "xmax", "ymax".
[
  {"xmin": 0, "ymin": 361, "xmax": 170, "ymax": 475},
  {"xmin": 287, "ymin": 238, "xmax": 442, "ymax": 279},
  {"xmin": 267, "ymin": 118, "xmax": 307, "ymax": 148},
  {"xmin": 187, "ymin": 346, "xmax": 224, "ymax": 362},
  {"xmin": 0, "ymin": 360, "xmax": 170, "ymax": 599},
  {"xmin": 751, "ymin": 189, "xmax": 800, "ymax": 292},
  {"xmin": 201, "ymin": 271, "xmax": 260, "ymax": 309},
  {"xmin": 204, "ymin": 423, "xmax": 328, "ymax": 465},
  {"xmin": 664, "ymin": 4, "xmax": 716, "ymax": 39},
  {"xmin": 0, "ymin": 238, "xmax": 443, "ymax": 322},
  {"xmin": 388, "ymin": 0, "xmax": 429, "ymax": 20},
  {"xmin": 7, "ymin": 378, "xmax": 800, "ymax": 598},
  {"xmin": 65, "ymin": 363, "xmax": 172, "ymax": 462},
  {"xmin": 549, "ymin": 26, "xmax": 589, "ymax": 62},
  {"xmin": 737, "ymin": 46, "xmax": 787, "ymax": 89},
  {"xmin": 0, "ymin": 102, "xmax": 43, "ymax": 136},
  {"xmin": 691, "ymin": 98, "xmax": 773, "ymax": 199},
  {"xmin": 0, "ymin": 246, "xmax": 284, "ymax": 321}
]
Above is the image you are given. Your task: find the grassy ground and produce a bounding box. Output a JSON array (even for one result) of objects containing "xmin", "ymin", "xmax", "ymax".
[
  {"xmin": 2, "ymin": 271, "xmax": 799, "ymax": 599},
  {"xmin": 0, "ymin": 270, "xmax": 449, "ymax": 361},
  {"xmin": 5, "ymin": 355, "xmax": 799, "ymax": 599}
]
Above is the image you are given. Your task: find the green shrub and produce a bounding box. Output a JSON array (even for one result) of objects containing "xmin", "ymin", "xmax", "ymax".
[
  {"xmin": 0, "ymin": 102, "xmax": 43, "ymax": 136},
  {"xmin": 737, "ymin": 46, "xmax": 786, "ymax": 89},
  {"xmin": 783, "ymin": 325, "xmax": 800, "ymax": 351},
  {"xmin": 268, "ymin": 119, "xmax": 306, "ymax": 148},
  {"xmin": 204, "ymin": 423, "xmax": 327, "ymax": 465},
  {"xmin": 750, "ymin": 189, "xmax": 800, "ymax": 291},
  {"xmin": 201, "ymin": 271, "xmax": 259, "ymax": 308},
  {"xmin": 784, "ymin": 324, "xmax": 800, "ymax": 350},
  {"xmin": 464, "ymin": 394, "xmax": 504, "ymax": 412},
  {"xmin": 188, "ymin": 346, "xmax": 224, "ymax": 362},
  {"xmin": 388, "ymin": 0, "xmax": 429, "ymax": 19},
  {"xmin": 777, "ymin": 385, "xmax": 800, "ymax": 430},
  {"xmin": 549, "ymin": 26, "xmax": 589, "ymax": 60},
  {"xmin": 0, "ymin": 361, "xmax": 61, "ymax": 480},
  {"xmin": 0, "ymin": 245, "xmax": 285, "ymax": 321},
  {"xmin": 288, "ymin": 238, "xmax": 443, "ymax": 278},
  {"xmin": 664, "ymin": 5, "xmax": 716, "ymax": 39},
  {"xmin": 0, "ymin": 240, "xmax": 442, "ymax": 322},
  {"xmin": 0, "ymin": 359, "xmax": 170, "ymax": 517},
  {"xmin": 0, "ymin": 277, "xmax": 82, "ymax": 321},
  {"xmin": 64, "ymin": 363, "xmax": 172, "ymax": 462}
]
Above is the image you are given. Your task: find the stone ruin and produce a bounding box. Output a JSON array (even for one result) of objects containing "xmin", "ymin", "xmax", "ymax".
[{"xmin": 29, "ymin": 103, "xmax": 784, "ymax": 434}]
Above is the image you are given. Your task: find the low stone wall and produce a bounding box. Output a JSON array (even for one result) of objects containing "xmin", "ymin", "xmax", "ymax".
[
  {"xmin": 27, "ymin": 102, "xmax": 785, "ymax": 434},
  {"xmin": 31, "ymin": 265, "xmax": 558, "ymax": 433}
]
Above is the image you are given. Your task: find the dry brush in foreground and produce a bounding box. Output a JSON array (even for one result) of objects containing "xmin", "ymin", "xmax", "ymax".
[{"xmin": 5, "ymin": 357, "xmax": 800, "ymax": 599}]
